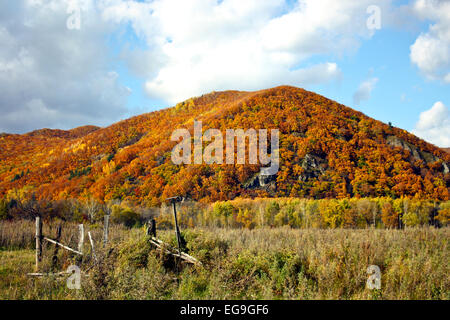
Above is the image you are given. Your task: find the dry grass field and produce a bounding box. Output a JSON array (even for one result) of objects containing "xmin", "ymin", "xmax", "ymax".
[{"xmin": 0, "ymin": 220, "xmax": 448, "ymax": 300}]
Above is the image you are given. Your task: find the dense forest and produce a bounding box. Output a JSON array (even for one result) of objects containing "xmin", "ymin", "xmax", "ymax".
[{"xmin": 0, "ymin": 86, "xmax": 449, "ymax": 208}]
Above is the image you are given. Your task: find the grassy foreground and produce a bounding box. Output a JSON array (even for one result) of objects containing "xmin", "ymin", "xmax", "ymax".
[{"xmin": 0, "ymin": 222, "xmax": 448, "ymax": 300}]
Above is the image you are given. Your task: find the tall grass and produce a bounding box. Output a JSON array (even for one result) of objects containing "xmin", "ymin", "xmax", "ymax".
[
  {"xmin": 0, "ymin": 220, "xmax": 129, "ymax": 250},
  {"xmin": 0, "ymin": 220, "xmax": 448, "ymax": 300}
]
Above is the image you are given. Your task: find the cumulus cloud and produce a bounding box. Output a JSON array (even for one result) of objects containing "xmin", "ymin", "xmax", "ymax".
[
  {"xmin": 103, "ymin": 0, "xmax": 388, "ymax": 104},
  {"xmin": 1, "ymin": 0, "xmax": 394, "ymax": 132},
  {"xmin": 353, "ymin": 77, "xmax": 378, "ymax": 106},
  {"xmin": 412, "ymin": 101, "xmax": 450, "ymax": 147},
  {"xmin": 410, "ymin": 0, "xmax": 450, "ymax": 83},
  {"xmin": 0, "ymin": 0, "xmax": 130, "ymax": 133}
]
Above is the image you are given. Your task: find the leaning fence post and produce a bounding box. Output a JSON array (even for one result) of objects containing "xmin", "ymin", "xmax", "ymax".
[
  {"xmin": 88, "ymin": 231, "xmax": 97, "ymax": 262},
  {"xmin": 35, "ymin": 216, "xmax": 42, "ymax": 271},
  {"xmin": 103, "ymin": 215, "xmax": 110, "ymax": 247},
  {"xmin": 78, "ymin": 224, "xmax": 84, "ymax": 254},
  {"xmin": 172, "ymin": 201, "xmax": 182, "ymax": 258}
]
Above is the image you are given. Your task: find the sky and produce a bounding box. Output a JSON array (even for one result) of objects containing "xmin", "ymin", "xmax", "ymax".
[{"xmin": 0, "ymin": 0, "xmax": 449, "ymax": 147}]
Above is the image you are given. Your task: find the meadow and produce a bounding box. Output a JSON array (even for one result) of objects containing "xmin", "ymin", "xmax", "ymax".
[{"xmin": 0, "ymin": 220, "xmax": 448, "ymax": 300}]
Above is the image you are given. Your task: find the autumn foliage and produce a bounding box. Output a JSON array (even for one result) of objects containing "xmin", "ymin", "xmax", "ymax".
[{"xmin": 0, "ymin": 86, "xmax": 449, "ymax": 206}]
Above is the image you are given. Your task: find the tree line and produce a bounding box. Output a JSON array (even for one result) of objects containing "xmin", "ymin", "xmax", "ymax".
[{"xmin": 2, "ymin": 195, "xmax": 447, "ymax": 229}]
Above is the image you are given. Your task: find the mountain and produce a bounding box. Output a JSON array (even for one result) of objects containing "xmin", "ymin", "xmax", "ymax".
[
  {"xmin": 444, "ymin": 148, "xmax": 450, "ymax": 154},
  {"xmin": 0, "ymin": 86, "xmax": 449, "ymax": 204},
  {"xmin": 25, "ymin": 125, "xmax": 100, "ymax": 139}
]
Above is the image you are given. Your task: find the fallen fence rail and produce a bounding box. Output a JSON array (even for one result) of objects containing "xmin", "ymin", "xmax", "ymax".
[
  {"xmin": 149, "ymin": 237, "xmax": 202, "ymax": 266},
  {"xmin": 43, "ymin": 237, "xmax": 83, "ymax": 256}
]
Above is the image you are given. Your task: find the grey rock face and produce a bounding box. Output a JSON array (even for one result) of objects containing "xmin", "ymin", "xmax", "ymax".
[
  {"xmin": 243, "ymin": 172, "xmax": 277, "ymax": 190},
  {"xmin": 299, "ymin": 153, "xmax": 328, "ymax": 181},
  {"xmin": 443, "ymin": 162, "xmax": 450, "ymax": 174},
  {"xmin": 386, "ymin": 135, "xmax": 438, "ymax": 163},
  {"xmin": 386, "ymin": 135, "xmax": 450, "ymax": 173}
]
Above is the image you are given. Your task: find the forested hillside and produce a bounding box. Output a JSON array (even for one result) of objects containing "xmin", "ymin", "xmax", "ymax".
[{"xmin": 1, "ymin": 86, "xmax": 449, "ymax": 205}]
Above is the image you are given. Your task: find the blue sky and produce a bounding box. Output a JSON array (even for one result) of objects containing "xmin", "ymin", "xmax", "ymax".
[
  {"xmin": 310, "ymin": 26, "xmax": 450, "ymax": 131},
  {"xmin": 0, "ymin": 0, "xmax": 449, "ymax": 146}
]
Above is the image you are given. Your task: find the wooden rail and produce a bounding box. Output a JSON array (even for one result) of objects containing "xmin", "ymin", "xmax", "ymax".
[
  {"xmin": 149, "ymin": 237, "xmax": 202, "ymax": 266},
  {"xmin": 44, "ymin": 237, "xmax": 83, "ymax": 256}
]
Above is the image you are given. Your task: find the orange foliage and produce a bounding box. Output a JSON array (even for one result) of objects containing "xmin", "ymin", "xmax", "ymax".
[{"xmin": 0, "ymin": 86, "xmax": 448, "ymax": 205}]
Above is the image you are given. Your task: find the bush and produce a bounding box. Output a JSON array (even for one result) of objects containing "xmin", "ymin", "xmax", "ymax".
[
  {"xmin": 117, "ymin": 235, "xmax": 153, "ymax": 270},
  {"xmin": 213, "ymin": 202, "xmax": 235, "ymax": 218},
  {"xmin": 111, "ymin": 205, "xmax": 142, "ymax": 228},
  {"xmin": 436, "ymin": 201, "xmax": 450, "ymax": 226}
]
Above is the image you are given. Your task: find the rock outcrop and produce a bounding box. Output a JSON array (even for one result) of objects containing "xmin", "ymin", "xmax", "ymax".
[
  {"xmin": 387, "ymin": 135, "xmax": 449, "ymax": 173},
  {"xmin": 243, "ymin": 172, "xmax": 277, "ymax": 191},
  {"xmin": 298, "ymin": 153, "xmax": 328, "ymax": 181},
  {"xmin": 386, "ymin": 135, "xmax": 438, "ymax": 163}
]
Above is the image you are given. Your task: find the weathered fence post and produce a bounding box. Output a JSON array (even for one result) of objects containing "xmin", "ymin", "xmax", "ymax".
[
  {"xmin": 88, "ymin": 231, "xmax": 97, "ymax": 262},
  {"xmin": 51, "ymin": 223, "xmax": 62, "ymax": 270},
  {"xmin": 35, "ymin": 216, "xmax": 42, "ymax": 271},
  {"xmin": 78, "ymin": 224, "xmax": 84, "ymax": 254},
  {"xmin": 103, "ymin": 215, "xmax": 110, "ymax": 247},
  {"xmin": 166, "ymin": 196, "xmax": 184, "ymax": 271},
  {"xmin": 147, "ymin": 218, "xmax": 156, "ymax": 238},
  {"xmin": 172, "ymin": 201, "xmax": 182, "ymax": 258}
]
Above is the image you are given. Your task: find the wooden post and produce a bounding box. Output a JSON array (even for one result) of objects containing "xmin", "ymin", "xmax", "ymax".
[
  {"xmin": 147, "ymin": 218, "xmax": 156, "ymax": 237},
  {"xmin": 103, "ymin": 215, "xmax": 110, "ymax": 247},
  {"xmin": 43, "ymin": 237, "xmax": 82, "ymax": 255},
  {"xmin": 35, "ymin": 216, "xmax": 42, "ymax": 271},
  {"xmin": 78, "ymin": 224, "xmax": 84, "ymax": 254},
  {"xmin": 172, "ymin": 202, "xmax": 182, "ymax": 258},
  {"xmin": 51, "ymin": 223, "xmax": 62, "ymax": 270},
  {"xmin": 88, "ymin": 231, "xmax": 97, "ymax": 262}
]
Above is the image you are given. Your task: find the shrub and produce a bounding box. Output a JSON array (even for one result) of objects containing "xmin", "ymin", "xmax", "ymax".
[
  {"xmin": 111, "ymin": 205, "xmax": 142, "ymax": 228},
  {"xmin": 213, "ymin": 202, "xmax": 235, "ymax": 218},
  {"xmin": 436, "ymin": 201, "xmax": 450, "ymax": 226},
  {"xmin": 117, "ymin": 235, "xmax": 153, "ymax": 270}
]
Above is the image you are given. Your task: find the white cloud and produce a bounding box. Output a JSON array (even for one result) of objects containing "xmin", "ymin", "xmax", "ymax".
[
  {"xmin": 410, "ymin": 0, "xmax": 450, "ymax": 83},
  {"xmin": 102, "ymin": 0, "xmax": 389, "ymax": 104},
  {"xmin": 0, "ymin": 0, "xmax": 397, "ymax": 132},
  {"xmin": 0, "ymin": 0, "xmax": 130, "ymax": 133},
  {"xmin": 412, "ymin": 101, "xmax": 450, "ymax": 147},
  {"xmin": 353, "ymin": 77, "xmax": 378, "ymax": 106}
]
